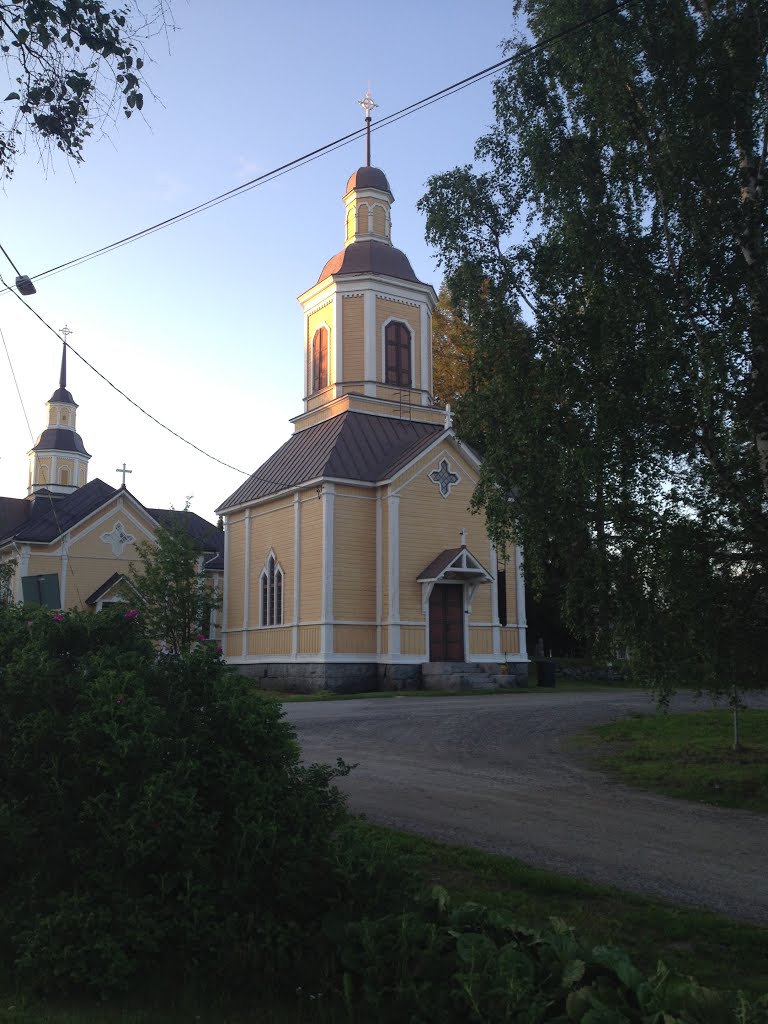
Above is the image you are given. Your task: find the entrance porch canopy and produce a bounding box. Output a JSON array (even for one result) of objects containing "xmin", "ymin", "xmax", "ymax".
[{"xmin": 417, "ymin": 546, "xmax": 493, "ymax": 612}]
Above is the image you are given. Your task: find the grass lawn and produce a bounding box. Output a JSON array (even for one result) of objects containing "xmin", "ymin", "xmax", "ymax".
[
  {"xmin": 257, "ymin": 680, "xmax": 632, "ymax": 701},
  {"xmin": 4, "ymin": 819, "xmax": 767, "ymax": 1023},
  {"xmin": 574, "ymin": 708, "xmax": 768, "ymax": 813}
]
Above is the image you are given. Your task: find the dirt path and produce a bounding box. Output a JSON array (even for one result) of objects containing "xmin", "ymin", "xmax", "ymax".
[{"xmin": 285, "ymin": 689, "xmax": 768, "ymax": 924}]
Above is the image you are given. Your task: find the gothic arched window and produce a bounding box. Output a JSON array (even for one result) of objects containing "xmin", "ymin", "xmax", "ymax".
[
  {"xmin": 385, "ymin": 321, "xmax": 411, "ymax": 387},
  {"xmin": 260, "ymin": 553, "xmax": 284, "ymax": 626},
  {"xmin": 312, "ymin": 327, "xmax": 329, "ymax": 393}
]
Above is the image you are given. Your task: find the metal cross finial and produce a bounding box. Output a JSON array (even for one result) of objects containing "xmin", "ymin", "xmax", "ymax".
[
  {"xmin": 116, "ymin": 462, "xmax": 132, "ymax": 488},
  {"xmin": 358, "ymin": 88, "xmax": 377, "ymax": 167},
  {"xmin": 60, "ymin": 325, "xmax": 72, "ymax": 340}
]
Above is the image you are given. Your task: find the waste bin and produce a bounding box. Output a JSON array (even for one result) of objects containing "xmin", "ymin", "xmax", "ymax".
[{"xmin": 536, "ymin": 660, "xmax": 556, "ymax": 687}]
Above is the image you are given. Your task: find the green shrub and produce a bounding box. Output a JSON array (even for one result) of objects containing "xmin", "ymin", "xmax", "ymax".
[
  {"xmin": 332, "ymin": 888, "xmax": 768, "ymax": 1023},
  {"xmin": 0, "ymin": 605, "xmax": 361, "ymax": 997}
]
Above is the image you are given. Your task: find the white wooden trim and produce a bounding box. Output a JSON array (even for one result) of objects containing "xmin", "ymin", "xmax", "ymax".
[
  {"xmin": 387, "ymin": 493, "xmax": 400, "ymax": 656},
  {"xmin": 222, "ymin": 523, "xmax": 230, "ymax": 633},
  {"xmin": 490, "ymin": 544, "xmax": 500, "ymax": 656},
  {"xmin": 364, "ymin": 290, "xmax": 376, "ymax": 396},
  {"xmin": 292, "ymin": 492, "xmax": 301, "ymax": 656},
  {"xmin": 420, "ymin": 303, "xmax": 430, "ymax": 403},
  {"xmin": 242, "ymin": 512, "xmax": 251, "ymax": 658},
  {"xmin": 515, "ymin": 544, "xmax": 528, "ymax": 658},
  {"xmin": 321, "ymin": 483, "xmax": 335, "ymax": 654},
  {"xmin": 376, "ymin": 493, "xmax": 382, "ymax": 655}
]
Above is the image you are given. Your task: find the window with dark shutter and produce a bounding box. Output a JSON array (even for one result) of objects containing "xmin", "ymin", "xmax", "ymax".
[
  {"xmin": 312, "ymin": 327, "xmax": 328, "ymax": 393},
  {"xmin": 385, "ymin": 321, "xmax": 411, "ymax": 387}
]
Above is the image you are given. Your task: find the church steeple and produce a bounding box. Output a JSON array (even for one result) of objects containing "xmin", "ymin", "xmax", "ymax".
[{"xmin": 28, "ymin": 338, "xmax": 91, "ymax": 495}]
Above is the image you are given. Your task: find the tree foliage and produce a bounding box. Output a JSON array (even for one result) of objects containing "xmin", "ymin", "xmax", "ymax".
[
  {"xmin": 419, "ymin": 0, "xmax": 768, "ymax": 687},
  {"xmin": 126, "ymin": 507, "xmax": 221, "ymax": 656},
  {"xmin": 0, "ymin": 0, "xmax": 171, "ymax": 177},
  {"xmin": 432, "ymin": 283, "xmax": 476, "ymax": 406}
]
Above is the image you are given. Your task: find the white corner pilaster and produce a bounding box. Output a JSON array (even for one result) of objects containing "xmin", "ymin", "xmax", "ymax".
[
  {"xmin": 332, "ymin": 288, "xmax": 341, "ymax": 398},
  {"xmin": 292, "ymin": 492, "xmax": 301, "ymax": 656},
  {"xmin": 364, "ymin": 289, "xmax": 376, "ymax": 396},
  {"xmin": 515, "ymin": 544, "xmax": 528, "ymax": 658},
  {"xmin": 242, "ymin": 512, "xmax": 251, "ymax": 658},
  {"xmin": 15, "ymin": 544, "xmax": 30, "ymax": 602},
  {"xmin": 321, "ymin": 483, "xmax": 335, "ymax": 655},
  {"xmin": 387, "ymin": 493, "xmax": 400, "ymax": 656},
  {"xmin": 490, "ymin": 543, "xmax": 501, "ymax": 657},
  {"xmin": 420, "ymin": 303, "xmax": 430, "ymax": 402},
  {"xmin": 60, "ymin": 540, "xmax": 69, "ymax": 609}
]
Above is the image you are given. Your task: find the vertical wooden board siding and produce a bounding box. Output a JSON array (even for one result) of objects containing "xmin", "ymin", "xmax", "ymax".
[
  {"xmin": 372, "ymin": 205, "xmax": 387, "ymax": 236},
  {"xmin": 471, "ymin": 585, "xmax": 492, "ymax": 622},
  {"xmin": 380, "ymin": 497, "xmax": 389, "ymax": 619},
  {"xmin": 499, "ymin": 627, "xmax": 520, "ymax": 654},
  {"xmin": 397, "ymin": 468, "xmax": 480, "ymax": 620},
  {"xmin": 333, "ymin": 493, "xmax": 376, "ymax": 620},
  {"xmin": 298, "ymin": 624, "xmax": 321, "ymax": 654},
  {"xmin": 401, "ymin": 625, "xmax": 426, "ymax": 657},
  {"xmin": 300, "ymin": 496, "xmax": 323, "ymax": 621},
  {"xmin": 334, "ymin": 624, "xmax": 377, "ymax": 654},
  {"xmin": 346, "ymin": 206, "xmax": 355, "ymax": 242},
  {"xmin": 375, "ymin": 297, "xmax": 421, "ymax": 390},
  {"xmin": 342, "ymin": 295, "xmax": 364, "ymax": 382},
  {"xmin": 226, "ymin": 517, "xmax": 245, "ymax": 628},
  {"xmin": 248, "ymin": 626, "xmax": 292, "ymax": 656},
  {"xmin": 225, "ymin": 631, "xmax": 242, "ymax": 658},
  {"xmin": 247, "ymin": 500, "xmax": 295, "ymax": 628},
  {"xmin": 470, "ymin": 627, "xmax": 494, "ymax": 655}
]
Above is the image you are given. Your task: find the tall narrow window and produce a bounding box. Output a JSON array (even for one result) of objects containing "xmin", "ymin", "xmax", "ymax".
[
  {"xmin": 260, "ymin": 553, "xmax": 284, "ymax": 626},
  {"xmin": 312, "ymin": 327, "xmax": 328, "ymax": 393},
  {"xmin": 59, "ymin": 466, "xmax": 70, "ymax": 486},
  {"xmin": 385, "ymin": 321, "xmax": 411, "ymax": 387},
  {"xmin": 497, "ymin": 569, "xmax": 507, "ymax": 627}
]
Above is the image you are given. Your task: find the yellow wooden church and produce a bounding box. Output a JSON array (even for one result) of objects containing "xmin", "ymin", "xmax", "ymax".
[
  {"xmin": 216, "ymin": 156, "xmax": 528, "ymax": 689},
  {"xmin": 0, "ymin": 346, "xmax": 223, "ymax": 627}
]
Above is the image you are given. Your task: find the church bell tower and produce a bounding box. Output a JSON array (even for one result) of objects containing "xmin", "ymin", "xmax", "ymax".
[{"xmin": 28, "ymin": 341, "xmax": 91, "ymax": 495}]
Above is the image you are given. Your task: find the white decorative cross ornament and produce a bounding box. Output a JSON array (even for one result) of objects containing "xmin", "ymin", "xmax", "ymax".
[
  {"xmin": 429, "ymin": 459, "xmax": 460, "ymax": 498},
  {"xmin": 101, "ymin": 520, "xmax": 135, "ymax": 556},
  {"xmin": 116, "ymin": 463, "xmax": 132, "ymax": 487}
]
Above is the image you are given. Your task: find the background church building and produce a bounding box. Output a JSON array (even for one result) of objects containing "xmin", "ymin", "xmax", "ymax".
[
  {"xmin": 0, "ymin": 345, "xmax": 223, "ymax": 625},
  {"xmin": 216, "ymin": 151, "xmax": 528, "ymax": 689}
]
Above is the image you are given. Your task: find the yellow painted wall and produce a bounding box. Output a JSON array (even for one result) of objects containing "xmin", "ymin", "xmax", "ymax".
[
  {"xmin": 371, "ymin": 205, "xmax": 387, "ymax": 237},
  {"xmin": 346, "ymin": 206, "xmax": 355, "ymax": 243},
  {"xmin": 247, "ymin": 626, "xmax": 292, "ymax": 657},
  {"xmin": 401, "ymin": 625, "xmax": 425, "ymax": 657},
  {"xmin": 470, "ymin": 628, "xmax": 494, "ymax": 655},
  {"xmin": 298, "ymin": 624, "xmax": 320, "ymax": 654},
  {"xmin": 380, "ymin": 624, "xmax": 388, "ymax": 655},
  {"xmin": 334, "ymin": 624, "xmax": 377, "ymax": 654},
  {"xmin": 499, "ymin": 627, "xmax": 520, "ymax": 655},
  {"xmin": 396, "ymin": 450, "xmax": 480, "ymax": 621},
  {"xmin": 376, "ymin": 297, "xmax": 421, "ymax": 390},
  {"xmin": 246, "ymin": 498, "xmax": 295, "ymax": 629},
  {"xmin": 300, "ymin": 496, "xmax": 322, "ymax": 621},
  {"xmin": 356, "ymin": 203, "xmax": 369, "ymax": 234},
  {"xmin": 226, "ymin": 513, "xmax": 245, "ymax": 631},
  {"xmin": 225, "ymin": 631, "xmax": 242, "ymax": 658},
  {"xmin": 307, "ymin": 304, "xmax": 333, "ymax": 394},
  {"xmin": 341, "ymin": 295, "xmax": 364, "ymax": 383},
  {"xmin": 333, "ymin": 492, "xmax": 376, "ymax": 620}
]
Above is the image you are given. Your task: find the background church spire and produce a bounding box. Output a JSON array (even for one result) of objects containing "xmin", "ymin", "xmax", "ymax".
[{"xmin": 358, "ymin": 89, "xmax": 377, "ymax": 168}]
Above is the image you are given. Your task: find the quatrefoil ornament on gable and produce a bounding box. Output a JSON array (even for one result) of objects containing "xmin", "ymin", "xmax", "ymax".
[
  {"xmin": 101, "ymin": 520, "xmax": 135, "ymax": 556},
  {"xmin": 429, "ymin": 459, "xmax": 460, "ymax": 498}
]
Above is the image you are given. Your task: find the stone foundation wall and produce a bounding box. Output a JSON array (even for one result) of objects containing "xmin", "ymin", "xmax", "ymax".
[{"xmin": 234, "ymin": 660, "xmax": 526, "ymax": 693}]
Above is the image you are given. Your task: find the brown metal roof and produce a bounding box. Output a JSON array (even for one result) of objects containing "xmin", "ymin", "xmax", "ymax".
[
  {"xmin": 318, "ymin": 240, "xmax": 420, "ymax": 285},
  {"xmin": 217, "ymin": 411, "xmax": 445, "ymax": 512},
  {"xmin": 345, "ymin": 166, "xmax": 392, "ymax": 195},
  {"xmin": 417, "ymin": 546, "xmax": 493, "ymax": 583}
]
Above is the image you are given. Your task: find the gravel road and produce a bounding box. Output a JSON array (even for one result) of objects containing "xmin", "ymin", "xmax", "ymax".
[{"xmin": 285, "ymin": 689, "xmax": 768, "ymax": 924}]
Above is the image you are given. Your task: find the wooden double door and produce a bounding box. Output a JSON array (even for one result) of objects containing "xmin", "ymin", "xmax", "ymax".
[{"xmin": 428, "ymin": 583, "xmax": 464, "ymax": 662}]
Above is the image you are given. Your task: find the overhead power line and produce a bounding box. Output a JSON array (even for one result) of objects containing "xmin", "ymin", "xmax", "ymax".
[{"xmin": 3, "ymin": 0, "xmax": 638, "ymax": 290}]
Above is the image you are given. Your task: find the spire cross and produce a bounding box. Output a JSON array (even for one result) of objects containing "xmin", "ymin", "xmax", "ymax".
[
  {"xmin": 60, "ymin": 325, "xmax": 72, "ymax": 340},
  {"xmin": 358, "ymin": 89, "xmax": 377, "ymax": 167},
  {"xmin": 116, "ymin": 463, "xmax": 132, "ymax": 488}
]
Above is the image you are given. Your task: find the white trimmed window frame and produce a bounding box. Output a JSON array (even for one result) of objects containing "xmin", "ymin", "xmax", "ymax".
[
  {"xmin": 259, "ymin": 549, "xmax": 284, "ymax": 627},
  {"xmin": 381, "ymin": 315, "xmax": 416, "ymax": 389}
]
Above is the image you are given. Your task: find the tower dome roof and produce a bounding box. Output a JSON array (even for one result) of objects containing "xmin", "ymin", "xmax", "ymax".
[
  {"xmin": 48, "ymin": 386, "xmax": 76, "ymax": 405},
  {"xmin": 318, "ymin": 239, "xmax": 419, "ymax": 285},
  {"xmin": 345, "ymin": 166, "xmax": 392, "ymax": 195}
]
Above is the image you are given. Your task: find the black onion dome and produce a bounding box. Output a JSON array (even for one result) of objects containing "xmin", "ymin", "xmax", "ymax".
[
  {"xmin": 48, "ymin": 387, "xmax": 77, "ymax": 405},
  {"xmin": 30, "ymin": 427, "xmax": 90, "ymax": 456},
  {"xmin": 345, "ymin": 166, "xmax": 392, "ymax": 194},
  {"xmin": 318, "ymin": 239, "xmax": 419, "ymax": 284}
]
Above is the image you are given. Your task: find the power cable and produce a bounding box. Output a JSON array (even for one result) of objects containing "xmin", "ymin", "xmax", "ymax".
[{"xmin": 2, "ymin": 0, "xmax": 639, "ymax": 290}]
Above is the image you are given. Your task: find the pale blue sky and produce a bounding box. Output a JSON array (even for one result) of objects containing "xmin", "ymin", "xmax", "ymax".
[{"xmin": 0, "ymin": 1, "xmax": 517, "ymax": 521}]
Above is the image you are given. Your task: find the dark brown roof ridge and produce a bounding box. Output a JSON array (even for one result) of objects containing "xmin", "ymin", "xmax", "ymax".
[{"xmin": 317, "ymin": 239, "xmax": 421, "ymax": 286}]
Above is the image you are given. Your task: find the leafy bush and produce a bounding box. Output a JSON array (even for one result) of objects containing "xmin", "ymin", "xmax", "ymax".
[
  {"xmin": 332, "ymin": 888, "xmax": 768, "ymax": 1023},
  {"xmin": 0, "ymin": 605, "xmax": 364, "ymax": 997}
]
